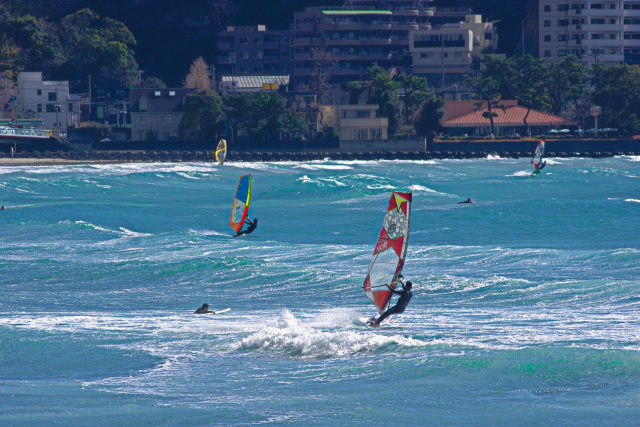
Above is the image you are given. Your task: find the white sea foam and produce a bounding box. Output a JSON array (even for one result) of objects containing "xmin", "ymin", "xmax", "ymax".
[
  {"xmin": 188, "ymin": 229, "xmax": 229, "ymax": 237},
  {"xmin": 624, "ymin": 198, "xmax": 640, "ymax": 203},
  {"xmin": 367, "ymin": 184, "xmax": 396, "ymax": 190},
  {"xmin": 486, "ymin": 154, "xmax": 501, "ymax": 160},
  {"xmin": 508, "ymin": 170, "xmax": 533, "ymax": 177},
  {"xmin": 409, "ymin": 184, "xmax": 446, "ymax": 194},
  {"xmin": 295, "ymin": 163, "xmax": 354, "ymax": 171},
  {"xmin": 233, "ymin": 309, "xmax": 427, "ymax": 359}
]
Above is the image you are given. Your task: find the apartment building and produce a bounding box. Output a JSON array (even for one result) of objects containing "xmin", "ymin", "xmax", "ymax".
[
  {"xmin": 15, "ymin": 72, "xmax": 81, "ymax": 132},
  {"xmin": 410, "ymin": 14, "xmax": 498, "ymax": 88},
  {"xmin": 129, "ymin": 88, "xmax": 195, "ymax": 142},
  {"xmin": 539, "ymin": 0, "xmax": 640, "ymax": 65},
  {"xmin": 291, "ymin": 0, "xmax": 470, "ymax": 87},
  {"xmin": 216, "ymin": 25, "xmax": 292, "ymax": 75}
]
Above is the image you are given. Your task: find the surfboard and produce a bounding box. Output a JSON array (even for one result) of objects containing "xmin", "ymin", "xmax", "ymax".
[
  {"xmin": 359, "ymin": 316, "xmax": 393, "ymax": 327},
  {"xmin": 215, "ymin": 139, "xmax": 227, "ymax": 165},
  {"xmin": 210, "ymin": 308, "xmax": 231, "ymax": 314}
]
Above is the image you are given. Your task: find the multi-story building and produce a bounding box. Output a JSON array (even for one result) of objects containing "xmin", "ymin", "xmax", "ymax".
[
  {"xmin": 14, "ymin": 72, "xmax": 81, "ymax": 132},
  {"xmin": 216, "ymin": 25, "xmax": 292, "ymax": 75},
  {"xmin": 91, "ymin": 86, "xmax": 130, "ymax": 128},
  {"xmin": 291, "ymin": 0, "xmax": 470, "ymax": 87},
  {"xmin": 539, "ymin": 0, "xmax": 640, "ymax": 65},
  {"xmin": 409, "ymin": 14, "xmax": 498, "ymax": 88},
  {"xmin": 129, "ymin": 88, "xmax": 195, "ymax": 141}
]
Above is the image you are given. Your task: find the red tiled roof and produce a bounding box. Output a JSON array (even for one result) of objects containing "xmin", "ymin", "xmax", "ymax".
[
  {"xmin": 442, "ymin": 100, "xmax": 518, "ymax": 122},
  {"xmin": 443, "ymin": 101, "xmax": 573, "ymax": 127}
]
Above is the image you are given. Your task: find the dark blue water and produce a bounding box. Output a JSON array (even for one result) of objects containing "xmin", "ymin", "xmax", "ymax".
[{"xmin": 1, "ymin": 157, "xmax": 639, "ymax": 425}]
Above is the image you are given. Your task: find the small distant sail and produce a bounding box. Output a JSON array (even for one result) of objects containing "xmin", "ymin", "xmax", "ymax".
[
  {"xmin": 531, "ymin": 139, "xmax": 546, "ymax": 170},
  {"xmin": 229, "ymin": 174, "xmax": 252, "ymax": 233},
  {"xmin": 215, "ymin": 139, "xmax": 227, "ymax": 165},
  {"xmin": 363, "ymin": 191, "xmax": 412, "ymax": 312}
]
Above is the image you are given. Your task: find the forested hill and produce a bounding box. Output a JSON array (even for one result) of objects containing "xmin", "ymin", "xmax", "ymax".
[{"xmin": 2, "ymin": 0, "xmax": 535, "ymax": 87}]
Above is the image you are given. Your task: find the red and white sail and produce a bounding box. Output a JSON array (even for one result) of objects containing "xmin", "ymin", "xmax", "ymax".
[{"xmin": 363, "ymin": 191, "xmax": 412, "ymax": 312}]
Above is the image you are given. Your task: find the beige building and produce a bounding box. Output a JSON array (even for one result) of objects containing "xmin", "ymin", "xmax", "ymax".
[
  {"xmin": 321, "ymin": 104, "xmax": 389, "ymax": 140},
  {"xmin": 14, "ymin": 72, "xmax": 81, "ymax": 132},
  {"xmin": 410, "ymin": 14, "xmax": 498, "ymax": 88},
  {"xmin": 539, "ymin": 0, "xmax": 640, "ymax": 65},
  {"xmin": 129, "ymin": 88, "xmax": 195, "ymax": 141}
]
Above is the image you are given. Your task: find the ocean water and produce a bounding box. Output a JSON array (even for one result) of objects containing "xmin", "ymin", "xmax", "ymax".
[{"xmin": 0, "ymin": 156, "xmax": 639, "ymax": 425}]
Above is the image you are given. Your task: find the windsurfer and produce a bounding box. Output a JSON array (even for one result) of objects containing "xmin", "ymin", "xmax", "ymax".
[
  {"xmin": 535, "ymin": 161, "xmax": 547, "ymax": 171},
  {"xmin": 233, "ymin": 218, "xmax": 258, "ymax": 237},
  {"xmin": 458, "ymin": 198, "xmax": 472, "ymax": 204},
  {"xmin": 369, "ymin": 278, "xmax": 413, "ymax": 327}
]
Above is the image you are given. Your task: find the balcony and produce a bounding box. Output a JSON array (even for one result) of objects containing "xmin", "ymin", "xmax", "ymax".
[
  {"xmin": 293, "ymin": 37, "xmax": 324, "ymax": 47},
  {"xmin": 586, "ymin": 38, "xmax": 622, "ymax": 47},
  {"xmin": 582, "ymin": 23, "xmax": 623, "ymax": 31},
  {"xmin": 582, "ymin": 8, "xmax": 623, "ymax": 17}
]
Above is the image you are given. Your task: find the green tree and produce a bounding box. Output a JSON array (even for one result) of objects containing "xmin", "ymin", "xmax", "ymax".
[
  {"xmin": 365, "ymin": 66, "xmax": 402, "ymax": 135},
  {"xmin": 224, "ymin": 92, "xmax": 288, "ymax": 142},
  {"xmin": 548, "ymin": 55, "xmax": 588, "ymax": 116},
  {"xmin": 345, "ymin": 80, "xmax": 368, "ymax": 105},
  {"xmin": 0, "ymin": 13, "xmax": 59, "ymax": 76},
  {"xmin": 179, "ymin": 89, "xmax": 224, "ymax": 141},
  {"xmin": 397, "ymin": 73, "xmax": 430, "ymax": 126},
  {"xmin": 591, "ymin": 64, "xmax": 640, "ymax": 136},
  {"xmin": 466, "ymin": 74, "xmax": 505, "ymax": 136},
  {"xmin": 57, "ymin": 9, "xmax": 138, "ymax": 89},
  {"xmin": 414, "ymin": 92, "xmax": 444, "ymax": 141},
  {"xmin": 139, "ymin": 76, "xmax": 167, "ymax": 88},
  {"xmin": 278, "ymin": 109, "xmax": 309, "ymax": 141}
]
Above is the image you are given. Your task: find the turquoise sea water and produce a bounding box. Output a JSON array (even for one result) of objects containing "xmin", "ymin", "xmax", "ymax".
[{"xmin": 1, "ymin": 156, "xmax": 639, "ymax": 425}]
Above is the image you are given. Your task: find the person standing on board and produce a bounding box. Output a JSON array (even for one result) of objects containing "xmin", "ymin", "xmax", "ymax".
[
  {"xmin": 535, "ymin": 160, "xmax": 547, "ymax": 171},
  {"xmin": 368, "ymin": 276, "xmax": 413, "ymax": 327},
  {"xmin": 233, "ymin": 218, "xmax": 258, "ymax": 237}
]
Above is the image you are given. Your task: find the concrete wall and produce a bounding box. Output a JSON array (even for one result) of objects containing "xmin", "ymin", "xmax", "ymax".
[
  {"xmin": 340, "ymin": 138, "xmax": 427, "ymax": 152},
  {"xmin": 429, "ymin": 139, "xmax": 640, "ymax": 155}
]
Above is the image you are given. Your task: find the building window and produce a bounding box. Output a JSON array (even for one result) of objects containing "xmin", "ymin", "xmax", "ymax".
[
  {"xmin": 544, "ymin": 35, "xmax": 551, "ymax": 42},
  {"xmin": 371, "ymin": 128, "xmax": 382, "ymax": 139},
  {"xmin": 37, "ymin": 104, "xmax": 42, "ymax": 113},
  {"xmin": 558, "ymin": 19, "xmax": 569, "ymax": 26},
  {"xmin": 37, "ymin": 89, "xmax": 42, "ymax": 96},
  {"xmin": 356, "ymin": 128, "xmax": 368, "ymax": 140},
  {"xmin": 48, "ymin": 92, "xmax": 57, "ymax": 101},
  {"xmin": 544, "ymin": 5, "xmax": 551, "ymax": 12},
  {"xmin": 558, "ymin": 4, "xmax": 569, "ymax": 11},
  {"xmin": 544, "ymin": 50, "xmax": 552, "ymax": 57},
  {"xmin": 591, "ymin": 18, "xmax": 605, "ymax": 24},
  {"xmin": 68, "ymin": 103, "xmax": 73, "ymax": 112},
  {"xmin": 544, "ymin": 20, "xmax": 551, "ymax": 27},
  {"xmin": 558, "ymin": 34, "xmax": 569, "ymax": 41}
]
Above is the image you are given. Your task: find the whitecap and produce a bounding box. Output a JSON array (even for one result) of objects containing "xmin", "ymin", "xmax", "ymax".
[{"xmin": 624, "ymin": 198, "xmax": 640, "ymax": 203}]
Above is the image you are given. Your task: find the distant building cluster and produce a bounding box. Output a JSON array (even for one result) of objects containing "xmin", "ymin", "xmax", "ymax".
[
  {"xmin": 4, "ymin": 0, "xmax": 640, "ymax": 145},
  {"xmin": 539, "ymin": 0, "xmax": 640, "ymax": 65}
]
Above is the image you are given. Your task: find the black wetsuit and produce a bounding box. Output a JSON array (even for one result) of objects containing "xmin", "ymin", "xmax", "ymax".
[
  {"xmin": 234, "ymin": 219, "xmax": 258, "ymax": 237},
  {"xmin": 375, "ymin": 286, "xmax": 413, "ymax": 325},
  {"xmin": 194, "ymin": 306, "xmax": 211, "ymax": 314}
]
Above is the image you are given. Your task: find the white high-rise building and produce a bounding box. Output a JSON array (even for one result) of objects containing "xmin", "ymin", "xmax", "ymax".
[
  {"xmin": 15, "ymin": 72, "xmax": 81, "ymax": 132},
  {"xmin": 539, "ymin": 0, "xmax": 640, "ymax": 65}
]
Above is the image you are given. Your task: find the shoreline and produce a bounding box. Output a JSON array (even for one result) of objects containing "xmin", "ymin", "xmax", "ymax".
[{"xmin": 1, "ymin": 148, "xmax": 639, "ymax": 167}]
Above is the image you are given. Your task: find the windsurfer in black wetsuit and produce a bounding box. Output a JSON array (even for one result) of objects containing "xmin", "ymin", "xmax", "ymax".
[
  {"xmin": 233, "ymin": 218, "xmax": 258, "ymax": 237},
  {"xmin": 369, "ymin": 278, "xmax": 413, "ymax": 327},
  {"xmin": 458, "ymin": 198, "xmax": 472, "ymax": 204},
  {"xmin": 536, "ymin": 160, "xmax": 547, "ymax": 171}
]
